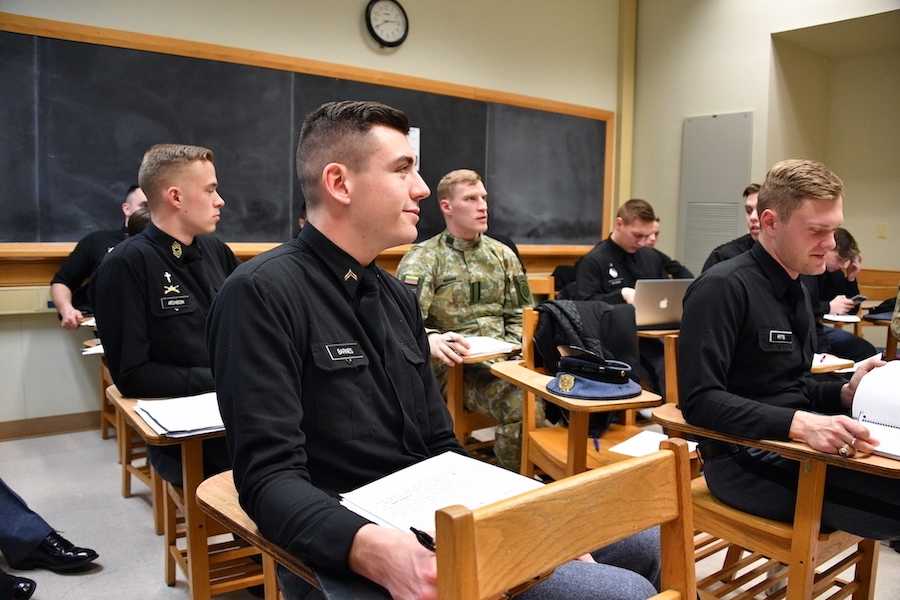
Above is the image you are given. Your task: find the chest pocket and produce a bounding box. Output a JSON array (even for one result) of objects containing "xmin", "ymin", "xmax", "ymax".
[
  {"xmin": 309, "ymin": 341, "xmax": 375, "ymax": 441},
  {"xmin": 396, "ymin": 337, "xmax": 428, "ymax": 422},
  {"xmin": 757, "ymin": 328, "xmax": 794, "ymax": 352}
]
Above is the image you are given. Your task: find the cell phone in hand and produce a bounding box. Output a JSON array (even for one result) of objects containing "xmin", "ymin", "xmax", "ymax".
[{"xmin": 850, "ymin": 294, "xmax": 867, "ymax": 303}]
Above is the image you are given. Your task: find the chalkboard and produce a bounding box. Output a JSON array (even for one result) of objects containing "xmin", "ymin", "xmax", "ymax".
[{"xmin": 0, "ymin": 30, "xmax": 606, "ymax": 244}]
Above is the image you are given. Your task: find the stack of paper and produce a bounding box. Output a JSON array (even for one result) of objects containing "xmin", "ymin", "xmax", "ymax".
[
  {"xmin": 135, "ymin": 392, "xmax": 224, "ymax": 438},
  {"xmin": 463, "ymin": 336, "xmax": 516, "ymax": 356},
  {"xmin": 81, "ymin": 343, "xmax": 104, "ymax": 356}
]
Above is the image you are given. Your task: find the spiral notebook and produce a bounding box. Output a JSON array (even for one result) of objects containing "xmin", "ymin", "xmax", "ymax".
[{"xmin": 851, "ymin": 360, "xmax": 900, "ymax": 460}]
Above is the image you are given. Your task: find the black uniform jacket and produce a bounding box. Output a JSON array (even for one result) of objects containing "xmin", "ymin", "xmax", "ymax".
[{"xmin": 207, "ymin": 224, "xmax": 461, "ymax": 575}]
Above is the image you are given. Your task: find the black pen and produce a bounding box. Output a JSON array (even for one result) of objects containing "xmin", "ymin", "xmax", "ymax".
[{"xmin": 410, "ymin": 527, "xmax": 436, "ymax": 552}]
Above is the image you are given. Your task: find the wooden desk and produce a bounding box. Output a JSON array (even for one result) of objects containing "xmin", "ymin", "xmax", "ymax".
[
  {"xmin": 446, "ymin": 348, "xmax": 519, "ymax": 450},
  {"xmin": 653, "ymin": 403, "xmax": 900, "ymax": 600},
  {"xmin": 491, "ymin": 359, "xmax": 662, "ymax": 479},
  {"xmin": 106, "ymin": 387, "xmax": 264, "ymax": 600}
]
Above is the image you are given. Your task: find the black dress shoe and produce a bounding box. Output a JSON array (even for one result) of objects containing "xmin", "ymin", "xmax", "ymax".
[
  {"xmin": 11, "ymin": 531, "xmax": 98, "ymax": 573},
  {"xmin": 0, "ymin": 567, "xmax": 36, "ymax": 600}
]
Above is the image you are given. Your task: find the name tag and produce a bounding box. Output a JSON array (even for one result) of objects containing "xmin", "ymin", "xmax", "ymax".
[
  {"xmin": 769, "ymin": 330, "xmax": 793, "ymax": 344},
  {"xmin": 160, "ymin": 295, "xmax": 191, "ymax": 311},
  {"xmin": 326, "ymin": 342, "xmax": 364, "ymax": 361}
]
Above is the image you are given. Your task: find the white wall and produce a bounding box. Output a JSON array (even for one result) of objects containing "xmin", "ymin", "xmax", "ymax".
[
  {"xmin": 0, "ymin": 0, "xmax": 621, "ymax": 110},
  {"xmin": 632, "ymin": 0, "xmax": 900, "ymax": 267}
]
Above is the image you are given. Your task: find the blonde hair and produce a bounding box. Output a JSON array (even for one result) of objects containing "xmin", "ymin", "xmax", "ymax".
[
  {"xmin": 437, "ymin": 169, "xmax": 482, "ymax": 200},
  {"xmin": 138, "ymin": 144, "xmax": 214, "ymax": 209},
  {"xmin": 757, "ymin": 159, "xmax": 843, "ymax": 223}
]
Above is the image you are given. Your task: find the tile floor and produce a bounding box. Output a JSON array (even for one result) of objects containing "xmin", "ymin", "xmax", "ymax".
[{"xmin": 1, "ymin": 428, "xmax": 898, "ymax": 599}]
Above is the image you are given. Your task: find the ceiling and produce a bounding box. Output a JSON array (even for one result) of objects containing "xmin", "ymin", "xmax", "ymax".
[{"xmin": 773, "ymin": 9, "xmax": 900, "ymax": 58}]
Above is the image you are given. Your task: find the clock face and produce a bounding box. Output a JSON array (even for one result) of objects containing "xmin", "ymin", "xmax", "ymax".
[{"xmin": 366, "ymin": 0, "xmax": 408, "ymax": 47}]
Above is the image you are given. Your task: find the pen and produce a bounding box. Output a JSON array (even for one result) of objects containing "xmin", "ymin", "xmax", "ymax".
[
  {"xmin": 820, "ymin": 355, "xmax": 826, "ymax": 363},
  {"xmin": 410, "ymin": 527, "xmax": 436, "ymax": 552},
  {"xmin": 593, "ymin": 437, "xmax": 600, "ymax": 452}
]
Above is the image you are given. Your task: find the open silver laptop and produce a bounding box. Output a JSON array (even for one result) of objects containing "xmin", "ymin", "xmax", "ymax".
[{"xmin": 632, "ymin": 279, "xmax": 694, "ymax": 329}]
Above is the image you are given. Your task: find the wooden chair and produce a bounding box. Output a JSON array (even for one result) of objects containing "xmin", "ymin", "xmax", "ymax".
[
  {"xmin": 445, "ymin": 353, "xmax": 506, "ymax": 453},
  {"xmin": 80, "ymin": 338, "xmax": 118, "ymax": 440},
  {"xmin": 657, "ymin": 334, "xmax": 885, "ymax": 600},
  {"xmin": 490, "ymin": 307, "xmax": 662, "ymax": 480},
  {"xmin": 527, "ymin": 274, "xmax": 556, "ymax": 300},
  {"xmin": 435, "ymin": 438, "xmax": 696, "ymax": 600},
  {"xmin": 107, "ymin": 385, "xmax": 164, "ymax": 535}
]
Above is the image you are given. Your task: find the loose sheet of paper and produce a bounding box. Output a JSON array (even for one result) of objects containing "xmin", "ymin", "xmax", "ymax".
[
  {"xmin": 340, "ymin": 451, "xmax": 543, "ymax": 532},
  {"xmin": 609, "ymin": 430, "xmax": 697, "ymax": 457}
]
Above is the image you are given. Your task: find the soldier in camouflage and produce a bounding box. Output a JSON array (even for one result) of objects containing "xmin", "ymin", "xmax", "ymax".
[{"xmin": 396, "ymin": 169, "xmax": 543, "ymax": 471}]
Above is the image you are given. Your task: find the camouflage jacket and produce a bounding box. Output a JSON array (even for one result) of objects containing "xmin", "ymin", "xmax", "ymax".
[{"xmin": 396, "ymin": 231, "xmax": 532, "ymax": 343}]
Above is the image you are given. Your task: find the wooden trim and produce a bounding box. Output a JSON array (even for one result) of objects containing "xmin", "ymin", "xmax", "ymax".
[
  {"xmin": 0, "ymin": 12, "xmax": 613, "ymax": 123},
  {"xmin": 0, "ymin": 411, "xmax": 98, "ymax": 442},
  {"xmin": 0, "ymin": 242, "xmax": 595, "ymax": 286}
]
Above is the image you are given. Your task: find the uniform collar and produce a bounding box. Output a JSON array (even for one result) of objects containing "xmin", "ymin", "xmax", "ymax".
[
  {"xmin": 297, "ymin": 223, "xmax": 369, "ymax": 299},
  {"xmin": 144, "ymin": 222, "xmax": 203, "ymax": 264},
  {"xmin": 750, "ymin": 242, "xmax": 796, "ymax": 300},
  {"xmin": 441, "ymin": 230, "xmax": 481, "ymax": 252}
]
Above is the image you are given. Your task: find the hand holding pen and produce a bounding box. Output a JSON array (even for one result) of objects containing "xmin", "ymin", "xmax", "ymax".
[{"xmin": 428, "ymin": 331, "xmax": 470, "ymax": 366}]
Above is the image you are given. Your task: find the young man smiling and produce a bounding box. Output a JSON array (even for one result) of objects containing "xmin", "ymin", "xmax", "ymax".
[{"xmin": 208, "ymin": 102, "xmax": 661, "ymax": 600}]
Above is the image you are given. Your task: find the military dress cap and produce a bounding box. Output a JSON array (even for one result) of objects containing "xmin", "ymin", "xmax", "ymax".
[{"xmin": 546, "ymin": 354, "xmax": 642, "ymax": 400}]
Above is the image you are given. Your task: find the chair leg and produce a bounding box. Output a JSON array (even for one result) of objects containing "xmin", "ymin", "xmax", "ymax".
[
  {"xmin": 152, "ymin": 467, "xmax": 164, "ymax": 536},
  {"xmin": 164, "ymin": 482, "xmax": 178, "ymax": 586},
  {"xmin": 851, "ymin": 538, "xmax": 879, "ymax": 600},
  {"xmin": 263, "ymin": 554, "xmax": 279, "ymax": 600}
]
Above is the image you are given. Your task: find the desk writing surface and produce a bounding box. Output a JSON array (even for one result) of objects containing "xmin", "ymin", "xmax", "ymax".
[
  {"xmin": 105, "ymin": 386, "xmax": 224, "ymax": 447},
  {"xmin": 652, "ymin": 403, "xmax": 900, "ymax": 478},
  {"xmin": 490, "ymin": 360, "xmax": 661, "ymax": 413}
]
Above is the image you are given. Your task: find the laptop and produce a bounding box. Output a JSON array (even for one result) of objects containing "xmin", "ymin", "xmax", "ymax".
[{"xmin": 632, "ymin": 279, "xmax": 694, "ymax": 329}]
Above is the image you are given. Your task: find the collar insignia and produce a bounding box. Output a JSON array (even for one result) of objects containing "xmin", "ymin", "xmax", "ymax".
[
  {"xmin": 344, "ymin": 269, "xmax": 358, "ymax": 282},
  {"xmin": 164, "ymin": 284, "xmax": 180, "ymax": 295},
  {"xmin": 171, "ymin": 241, "xmax": 183, "ymax": 259}
]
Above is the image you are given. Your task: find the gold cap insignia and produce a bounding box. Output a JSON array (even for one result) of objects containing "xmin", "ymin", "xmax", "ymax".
[
  {"xmin": 559, "ymin": 373, "xmax": 575, "ymax": 393},
  {"xmin": 344, "ymin": 269, "xmax": 358, "ymax": 282},
  {"xmin": 171, "ymin": 241, "xmax": 183, "ymax": 259}
]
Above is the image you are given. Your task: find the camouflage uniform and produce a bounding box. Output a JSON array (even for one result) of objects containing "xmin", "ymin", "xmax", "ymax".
[{"xmin": 396, "ymin": 231, "xmax": 543, "ymax": 470}]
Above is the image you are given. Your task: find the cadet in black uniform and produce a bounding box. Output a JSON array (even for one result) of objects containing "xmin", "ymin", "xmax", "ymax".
[
  {"xmin": 92, "ymin": 144, "xmax": 239, "ymax": 485},
  {"xmin": 680, "ymin": 159, "xmax": 900, "ymax": 540},
  {"xmin": 50, "ymin": 185, "xmax": 147, "ymax": 330},
  {"xmin": 574, "ymin": 199, "xmax": 693, "ymax": 395},
  {"xmin": 208, "ymin": 101, "xmax": 661, "ymax": 600}
]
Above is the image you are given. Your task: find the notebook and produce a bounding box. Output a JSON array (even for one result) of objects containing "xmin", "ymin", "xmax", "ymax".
[{"xmin": 632, "ymin": 278, "xmax": 694, "ymax": 329}]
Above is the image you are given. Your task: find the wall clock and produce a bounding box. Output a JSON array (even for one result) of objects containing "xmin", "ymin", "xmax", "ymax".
[{"xmin": 365, "ymin": 0, "xmax": 409, "ymax": 48}]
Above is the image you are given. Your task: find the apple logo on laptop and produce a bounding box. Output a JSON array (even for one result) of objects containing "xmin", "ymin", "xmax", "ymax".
[{"xmin": 659, "ymin": 297, "xmax": 668, "ymax": 309}]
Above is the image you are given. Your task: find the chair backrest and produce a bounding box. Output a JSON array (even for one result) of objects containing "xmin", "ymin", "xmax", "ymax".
[
  {"xmin": 527, "ymin": 275, "xmax": 556, "ymax": 300},
  {"xmin": 435, "ymin": 438, "xmax": 695, "ymax": 600}
]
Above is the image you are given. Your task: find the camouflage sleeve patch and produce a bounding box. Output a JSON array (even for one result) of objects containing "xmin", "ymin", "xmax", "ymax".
[{"xmin": 515, "ymin": 274, "xmax": 532, "ymax": 305}]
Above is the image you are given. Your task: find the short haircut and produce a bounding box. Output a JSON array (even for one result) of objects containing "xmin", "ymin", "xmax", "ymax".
[
  {"xmin": 757, "ymin": 159, "xmax": 843, "ymax": 223},
  {"xmin": 834, "ymin": 227, "xmax": 860, "ymax": 261},
  {"xmin": 743, "ymin": 182, "xmax": 761, "ymax": 198},
  {"xmin": 138, "ymin": 145, "xmax": 214, "ymax": 209},
  {"xmin": 617, "ymin": 199, "xmax": 656, "ymax": 225},
  {"xmin": 125, "ymin": 184, "xmax": 141, "ymax": 201},
  {"xmin": 437, "ymin": 169, "xmax": 482, "ymax": 200},
  {"xmin": 296, "ymin": 100, "xmax": 410, "ymax": 207}
]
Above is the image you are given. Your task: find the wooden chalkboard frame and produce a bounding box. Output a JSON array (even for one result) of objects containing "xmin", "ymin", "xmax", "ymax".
[{"xmin": 0, "ymin": 11, "xmax": 614, "ymax": 240}]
